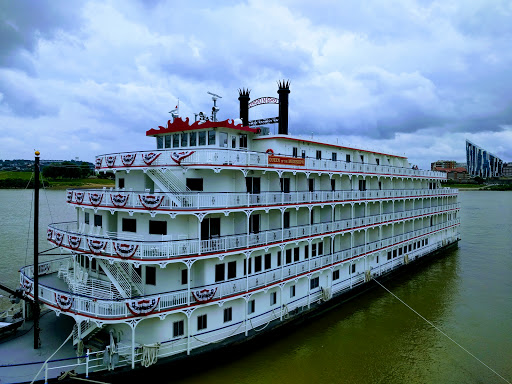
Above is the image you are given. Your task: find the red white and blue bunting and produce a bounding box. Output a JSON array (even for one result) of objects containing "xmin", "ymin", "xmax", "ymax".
[
  {"xmin": 121, "ymin": 153, "xmax": 136, "ymax": 166},
  {"xmin": 47, "ymin": 228, "xmax": 53, "ymax": 241},
  {"xmin": 111, "ymin": 193, "xmax": 129, "ymax": 207},
  {"xmin": 88, "ymin": 192, "xmax": 104, "ymax": 207},
  {"xmin": 138, "ymin": 194, "xmax": 164, "ymax": 210},
  {"xmin": 192, "ymin": 287, "xmax": 217, "ymax": 303},
  {"xmin": 21, "ymin": 275, "xmax": 33, "ymax": 294},
  {"xmin": 68, "ymin": 235, "xmax": 82, "ymax": 250},
  {"xmin": 66, "ymin": 191, "xmax": 73, "ymax": 203},
  {"xmin": 113, "ymin": 242, "xmax": 139, "ymax": 258},
  {"xmin": 171, "ymin": 151, "xmax": 195, "ymax": 165},
  {"xmin": 75, "ymin": 191, "xmax": 85, "ymax": 204},
  {"xmin": 55, "ymin": 293, "xmax": 74, "ymax": 311},
  {"xmin": 142, "ymin": 152, "xmax": 161, "ymax": 165},
  {"xmin": 54, "ymin": 231, "xmax": 64, "ymax": 246},
  {"xmin": 106, "ymin": 156, "xmax": 116, "ymax": 168},
  {"xmin": 95, "ymin": 158, "xmax": 102, "ymax": 169},
  {"xmin": 126, "ymin": 297, "xmax": 160, "ymax": 316},
  {"xmin": 87, "ymin": 239, "xmax": 107, "ymax": 254}
]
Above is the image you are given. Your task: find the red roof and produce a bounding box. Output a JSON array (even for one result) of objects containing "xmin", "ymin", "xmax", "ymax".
[{"xmin": 146, "ymin": 117, "xmax": 259, "ymax": 136}]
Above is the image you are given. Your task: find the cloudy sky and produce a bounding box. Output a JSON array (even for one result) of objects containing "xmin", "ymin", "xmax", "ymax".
[{"xmin": 1, "ymin": 0, "xmax": 511, "ymax": 169}]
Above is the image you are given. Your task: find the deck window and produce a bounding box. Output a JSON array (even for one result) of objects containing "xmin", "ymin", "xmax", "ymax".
[
  {"xmin": 283, "ymin": 211, "xmax": 290, "ymax": 229},
  {"xmin": 294, "ymin": 247, "xmax": 300, "ymax": 262},
  {"xmin": 165, "ymin": 135, "xmax": 172, "ymax": 148},
  {"xmin": 197, "ymin": 314, "xmax": 207, "ymax": 331},
  {"xmin": 85, "ymin": 212, "xmax": 89, "ymax": 225},
  {"xmin": 316, "ymin": 150, "xmax": 322, "ymax": 160},
  {"xmin": 246, "ymin": 177, "xmax": 260, "ymax": 194},
  {"xmin": 360, "ymin": 155, "xmax": 364, "ymax": 163},
  {"xmin": 332, "ymin": 152, "xmax": 337, "ymax": 161},
  {"xmin": 149, "ymin": 220, "xmax": 167, "ymax": 235},
  {"xmin": 208, "ymin": 130, "xmax": 216, "ymax": 145},
  {"xmin": 231, "ymin": 136, "xmax": 237, "ymax": 148},
  {"xmin": 157, "ymin": 136, "xmax": 163, "ymax": 149},
  {"xmin": 312, "ymin": 243, "xmax": 317, "ymax": 257},
  {"xmin": 270, "ymin": 291, "xmax": 277, "ymax": 306},
  {"xmin": 286, "ymin": 249, "xmax": 292, "ymax": 264},
  {"xmin": 280, "ymin": 178, "xmax": 290, "ymax": 193},
  {"xmin": 219, "ymin": 132, "xmax": 228, "ymax": 148},
  {"xmin": 122, "ymin": 218, "xmax": 136, "ymax": 233},
  {"xmin": 201, "ymin": 217, "xmax": 220, "ymax": 240},
  {"xmin": 310, "ymin": 276, "xmax": 319, "ymax": 289},
  {"xmin": 376, "ymin": 158, "xmax": 380, "ymax": 165},
  {"xmin": 173, "ymin": 320, "xmax": 184, "ymax": 337},
  {"xmin": 215, "ymin": 264, "xmax": 225, "ymax": 282},
  {"xmin": 181, "ymin": 269, "xmax": 187, "ymax": 285},
  {"xmin": 254, "ymin": 255, "xmax": 262, "ymax": 273},
  {"xmin": 94, "ymin": 214, "xmax": 102, "ymax": 227},
  {"xmin": 301, "ymin": 150, "xmax": 306, "ymax": 159},
  {"xmin": 304, "ymin": 246, "xmax": 309, "ymax": 259},
  {"xmin": 227, "ymin": 261, "xmax": 236, "ymax": 279},
  {"xmin": 308, "ymin": 179, "xmax": 314, "ymax": 192},
  {"xmin": 351, "ymin": 264, "xmax": 356, "ymax": 274},
  {"xmin": 239, "ymin": 134, "xmax": 247, "ymax": 148},
  {"xmin": 333, "ymin": 270, "xmax": 340, "ymax": 280},
  {"xmin": 346, "ymin": 154, "xmax": 351, "ymax": 163},
  {"xmin": 198, "ymin": 131, "xmax": 206, "ymax": 146},
  {"xmin": 145, "ymin": 266, "xmax": 156, "ymax": 285},
  {"xmin": 293, "ymin": 147, "xmax": 298, "ymax": 157},
  {"xmin": 277, "ymin": 251, "xmax": 282, "ymax": 267},
  {"xmin": 249, "ymin": 214, "xmax": 260, "ymax": 234},
  {"xmin": 290, "ymin": 285, "xmax": 295, "ymax": 297},
  {"xmin": 186, "ymin": 178, "xmax": 203, "ymax": 191},
  {"xmin": 331, "ymin": 179, "xmax": 335, "ymax": 192},
  {"xmin": 189, "ymin": 132, "xmax": 197, "ymax": 146},
  {"xmin": 224, "ymin": 307, "xmax": 232, "ymax": 322},
  {"xmin": 118, "ymin": 178, "xmax": 125, "ymax": 189},
  {"xmin": 181, "ymin": 133, "xmax": 188, "ymax": 147},
  {"xmin": 248, "ymin": 300, "xmax": 255, "ymax": 314},
  {"xmin": 173, "ymin": 134, "xmax": 180, "ymax": 148},
  {"xmin": 264, "ymin": 253, "xmax": 271, "ymax": 270}
]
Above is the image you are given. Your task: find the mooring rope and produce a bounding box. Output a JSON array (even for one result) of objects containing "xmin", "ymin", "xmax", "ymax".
[{"xmin": 374, "ymin": 278, "xmax": 511, "ymax": 384}]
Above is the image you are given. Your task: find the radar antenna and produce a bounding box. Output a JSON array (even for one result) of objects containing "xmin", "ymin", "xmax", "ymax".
[{"xmin": 208, "ymin": 91, "xmax": 222, "ymax": 122}]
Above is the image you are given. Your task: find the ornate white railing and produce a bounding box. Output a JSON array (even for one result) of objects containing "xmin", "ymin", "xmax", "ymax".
[
  {"xmin": 48, "ymin": 203, "xmax": 460, "ymax": 260},
  {"xmin": 66, "ymin": 188, "xmax": 459, "ymax": 212},
  {"xmin": 22, "ymin": 220, "xmax": 460, "ymax": 320},
  {"xmin": 95, "ymin": 148, "xmax": 446, "ymax": 179}
]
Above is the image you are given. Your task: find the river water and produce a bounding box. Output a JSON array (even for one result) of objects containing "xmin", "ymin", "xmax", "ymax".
[{"xmin": 0, "ymin": 190, "xmax": 511, "ymax": 383}]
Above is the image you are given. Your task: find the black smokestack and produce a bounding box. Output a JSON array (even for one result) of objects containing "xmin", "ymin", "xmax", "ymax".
[
  {"xmin": 238, "ymin": 88, "xmax": 250, "ymax": 126},
  {"xmin": 277, "ymin": 80, "xmax": 290, "ymax": 135}
]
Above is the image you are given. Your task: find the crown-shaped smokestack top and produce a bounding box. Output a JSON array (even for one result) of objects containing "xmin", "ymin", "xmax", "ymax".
[
  {"xmin": 238, "ymin": 88, "xmax": 251, "ymax": 126},
  {"xmin": 277, "ymin": 80, "xmax": 290, "ymax": 135}
]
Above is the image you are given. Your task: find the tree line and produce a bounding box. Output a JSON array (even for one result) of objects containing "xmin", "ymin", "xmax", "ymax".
[{"xmin": 42, "ymin": 162, "xmax": 93, "ymax": 179}]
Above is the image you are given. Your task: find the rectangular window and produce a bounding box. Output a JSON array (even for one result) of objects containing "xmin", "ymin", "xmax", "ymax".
[
  {"xmin": 376, "ymin": 158, "xmax": 380, "ymax": 165},
  {"xmin": 94, "ymin": 214, "xmax": 102, "ymax": 227},
  {"xmin": 264, "ymin": 253, "xmax": 271, "ymax": 270},
  {"xmin": 201, "ymin": 217, "xmax": 220, "ymax": 240},
  {"xmin": 393, "ymin": 249, "xmax": 397, "ymax": 258},
  {"xmin": 254, "ymin": 255, "xmax": 262, "ymax": 273},
  {"xmin": 145, "ymin": 266, "xmax": 156, "ymax": 285},
  {"xmin": 286, "ymin": 249, "xmax": 292, "ymax": 264},
  {"xmin": 310, "ymin": 276, "xmax": 319, "ymax": 289},
  {"xmin": 118, "ymin": 178, "xmax": 125, "ymax": 189},
  {"xmin": 189, "ymin": 132, "xmax": 197, "ymax": 146},
  {"xmin": 280, "ymin": 178, "xmax": 290, "ymax": 193},
  {"xmin": 157, "ymin": 136, "xmax": 163, "ymax": 149},
  {"xmin": 122, "ymin": 218, "xmax": 136, "ymax": 232},
  {"xmin": 270, "ymin": 291, "xmax": 277, "ymax": 306},
  {"xmin": 360, "ymin": 155, "xmax": 364, "ymax": 163},
  {"xmin": 316, "ymin": 150, "xmax": 322, "ymax": 160},
  {"xmin": 198, "ymin": 131, "xmax": 206, "ymax": 146},
  {"xmin": 277, "ymin": 251, "xmax": 282, "ymax": 267},
  {"xmin": 224, "ymin": 307, "xmax": 232, "ymax": 323},
  {"xmin": 304, "ymin": 246, "xmax": 309, "ymax": 259},
  {"xmin": 85, "ymin": 212, "xmax": 90, "ymax": 225},
  {"xmin": 399, "ymin": 247, "xmax": 403, "ymax": 256},
  {"xmin": 283, "ymin": 211, "xmax": 290, "ymax": 229},
  {"xmin": 219, "ymin": 132, "xmax": 228, "ymax": 148},
  {"xmin": 308, "ymin": 178, "xmax": 314, "ymax": 192},
  {"xmin": 292, "ymin": 147, "xmax": 298, "ymax": 157},
  {"xmin": 249, "ymin": 214, "xmax": 260, "ymax": 234},
  {"xmin": 248, "ymin": 300, "xmax": 255, "ymax": 314},
  {"xmin": 331, "ymin": 179, "xmax": 335, "ymax": 192},
  {"xmin": 346, "ymin": 154, "xmax": 351, "ymax": 163},
  {"xmin": 227, "ymin": 261, "xmax": 236, "ymax": 279},
  {"xmin": 181, "ymin": 269, "xmax": 187, "ymax": 285},
  {"xmin": 351, "ymin": 264, "xmax": 356, "ymax": 274},
  {"xmin": 301, "ymin": 150, "xmax": 306, "ymax": 159},
  {"xmin": 312, "ymin": 243, "xmax": 317, "ymax": 257},
  {"xmin": 149, "ymin": 220, "xmax": 167, "ymax": 235},
  {"xmin": 294, "ymin": 247, "xmax": 300, "ymax": 262},
  {"xmin": 290, "ymin": 285, "xmax": 295, "ymax": 298},
  {"xmin": 332, "ymin": 152, "xmax": 337, "ymax": 161},
  {"xmin": 173, "ymin": 134, "xmax": 180, "ymax": 148},
  {"xmin": 208, "ymin": 130, "xmax": 216, "ymax": 145},
  {"xmin": 387, "ymin": 251, "xmax": 392, "ymax": 260},
  {"xmin": 173, "ymin": 320, "xmax": 184, "ymax": 337},
  {"xmin": 215, "ymin": 263, "xmax": 225, "ymax": 282},
  {"xmin": 359, "ymin": 180, "xmax": 367, "ymax": 191},
  {"xmin": 164, "ymin": 135, "xmax": 172, "ymax": 148},
  {"xmin": 181, "ymin": 133, "xmax": 188, "ymax": 147},
  {"xmin": 239, "ymin": 134, "xmax": 247, "ymax": 148},
  {"xmin": 318, "ymin": 242, "xmax": 323, "ymax": 255},
  {"xmin": 246, "ymin": 177, "xmax": 261, "ymax": 194},
  {"xmin": 231, "ymin": 136, "xmax": 237, "ymax": 148},
  {"xmin": 186, "ymin": 178, "xmax": 203, "ymax": 191},
  {"xmin": 333, "ymin": 270, "xmax": 340, "ymax": 280},
  {"xmin": 197, "ymin": 314, "xmax": 207, "ymax": 331}
]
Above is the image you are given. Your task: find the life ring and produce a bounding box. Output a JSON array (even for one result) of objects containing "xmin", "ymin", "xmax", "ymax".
[{"xmin": 266, "ymin": 149, "xmax": 274, "ymax": 155}]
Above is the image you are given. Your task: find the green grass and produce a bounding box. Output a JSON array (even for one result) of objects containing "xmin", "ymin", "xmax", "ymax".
[
  {"xmin": 0, "ymin": 171, "xmax": 114, "ymax": 189},
  {"xmin": 0, "ymin": 171, "xmax": 34, "ymax": 180}
]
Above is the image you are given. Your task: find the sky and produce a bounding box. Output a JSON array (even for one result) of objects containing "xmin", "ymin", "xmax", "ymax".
[{"xmin": 1, "ymin": 0, "xmax": 511, "ymax": 169}]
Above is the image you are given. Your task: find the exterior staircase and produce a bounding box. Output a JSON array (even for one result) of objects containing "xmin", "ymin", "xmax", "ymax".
[
  {"xmin": 98, "ymin": 260, "xmax": 143, "ymax": 298},
  {"xmin": 73, "ymin": 321, "xmax": 103, "ymax": 345},
  {"xmin": 147, "ymin": 168, "xmax": 190, "ymax": 207}
]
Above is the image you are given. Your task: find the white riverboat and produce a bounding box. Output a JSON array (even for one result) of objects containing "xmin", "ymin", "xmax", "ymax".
[{"xmin": 12, "ymin": 81, "xmax": 460, "ymax": 381}]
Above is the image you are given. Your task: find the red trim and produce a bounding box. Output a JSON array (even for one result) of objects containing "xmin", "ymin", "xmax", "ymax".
[
  {"xmin": 146, "ymin": 117, "xmax": 259, "ymax": 136},
  {"xmin": 254, "ymin": 136, "xmax": 407, "ymax": 159}
]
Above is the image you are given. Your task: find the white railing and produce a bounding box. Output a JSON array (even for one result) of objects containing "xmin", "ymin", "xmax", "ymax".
[
  {"xmin": 66, "ymin": 188, "xmax": 459, "ymax": 211},
  {"xmin": 48, "ymin": 203, "xmax": 460, "ymax": 260},
  {"xmin": 24, "ymin": 219, "xmax": 460, "ymax": 320},
  {"xmin": 95, "ymin": 148, "xmax": 447, "ymax": 179}
]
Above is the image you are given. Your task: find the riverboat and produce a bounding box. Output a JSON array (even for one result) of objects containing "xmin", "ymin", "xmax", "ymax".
[{"xmin": 7, "ymin": 81, "xmax": 460, "ymax": 382}]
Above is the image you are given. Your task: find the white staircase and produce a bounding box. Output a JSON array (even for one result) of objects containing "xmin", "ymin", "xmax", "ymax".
[
  {"xmin": 147, "ymin": 169, "xmax": 190, "ymax": 207},
  {"xmin": 73, "ymin": 321, "xmax": 102, "ymax": 345},
  {"xmin": 98, "ymin": 260, "xmax": 143, "ymax": 298}
]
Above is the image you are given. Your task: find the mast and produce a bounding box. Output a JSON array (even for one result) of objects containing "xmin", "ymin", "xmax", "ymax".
[{"xmin": 34, "ymin": 151, "xmax": 40, "ymax": 349}]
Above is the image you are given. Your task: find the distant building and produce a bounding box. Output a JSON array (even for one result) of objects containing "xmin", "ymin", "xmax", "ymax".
[
  {"xmin": 466, "ymin": 140, "xmax": 503, "ymax": 178},
  {"xmin": 433, "ymin": 166, "xmax": 469, "ymax": 182},
  {"xmin": 431, "ymin": 160, "xmax": 456, "ymax": 170},
  {"xmin": 503, "ymin": 163, "xmax": 512, "ymax": 178}
]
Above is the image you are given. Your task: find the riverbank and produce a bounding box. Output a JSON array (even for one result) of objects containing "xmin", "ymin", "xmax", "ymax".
[{"xmin": 0, "ymin": 171, "xmax": 114, "ymax": 189}]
